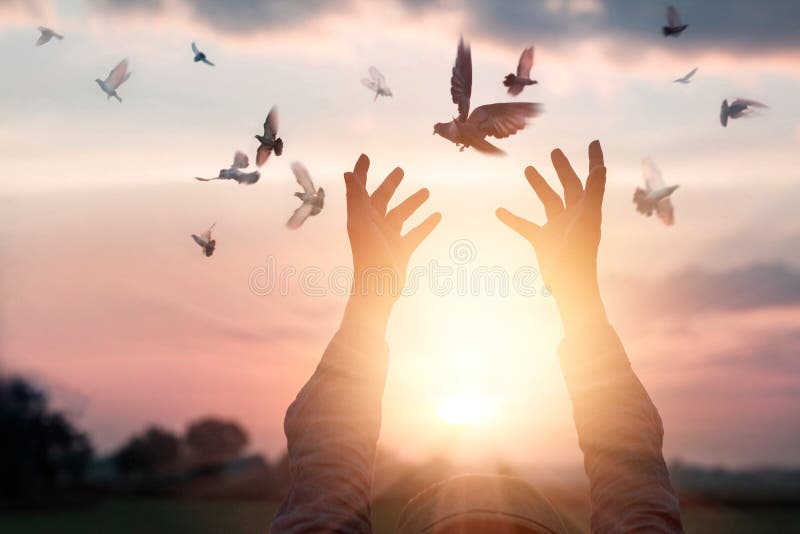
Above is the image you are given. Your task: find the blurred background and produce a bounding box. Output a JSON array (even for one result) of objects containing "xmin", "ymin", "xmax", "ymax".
[{"xmin": 1, "ymin": 0, "xmax": 799, "ymax": 532}]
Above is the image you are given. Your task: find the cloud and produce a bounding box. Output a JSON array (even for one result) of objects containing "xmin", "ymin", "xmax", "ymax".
[{"xmin": 0, "ymin": 0, "xmax": 55, "ymax": 24}]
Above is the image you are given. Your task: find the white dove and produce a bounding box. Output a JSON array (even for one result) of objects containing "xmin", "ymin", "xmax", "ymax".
[
  {"xmin": 633, "ymin": 158, "xmax": 679, "ymax": 226},
  {"xmin": 191, "ymin": 223, "xmax": 217, "ymax": 257},
  {"xmin": 287, "ymin": 162, "xmax": 324, "ymax": 229},
  {"xmin": 191, "ymin": 42, "xmax": 214, "ymax": 66},
  {"xmin": 35, "ymin": 26, "xmax": 63, "ymax": 46},
  {"xmin": 361, "ymin": 66, "xmax": 393, "ymax": 101},
  {"xmin": 720, "ymin": 98, "xmax": 768, "ymax": 127},
  {"xmin": 95, "ymin": 59, "xmax": 131, "ymax": 102},
  {"xmin": 503, "ymin": 46, "xmax": 537, "ymax": 96},
  {"xmin": 673, "ymin": 67, "xmax": 698, "ymax": 84},
  {"xmin": 195, "ymin": 151, "xmax": 260, "ymax": 184}
]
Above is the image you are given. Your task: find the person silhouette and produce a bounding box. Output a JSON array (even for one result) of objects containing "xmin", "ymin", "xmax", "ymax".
[{"xmin": 271, "ymin": 144, "xmax": 684, "ymax": 533}]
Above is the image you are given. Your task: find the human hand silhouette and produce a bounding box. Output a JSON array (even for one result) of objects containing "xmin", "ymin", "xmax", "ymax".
[
  {"xmin": 342, "ymin": 154, "xmax": 441, "ymax": 330},
  {"xmin": 497, "ymin": 140, "xmax": 608, "ymax": 333}
]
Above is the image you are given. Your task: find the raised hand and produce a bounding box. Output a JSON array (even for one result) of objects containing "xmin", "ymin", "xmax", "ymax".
[
  {"xmin": 497, "ymin": 140, "xmax": 608, "ymax": 333},
  {"xmin": 342, "ymin": 154, "xmax": 441, "ymax": 329}
]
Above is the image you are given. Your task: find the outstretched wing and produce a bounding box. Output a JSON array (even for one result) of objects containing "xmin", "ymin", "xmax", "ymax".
[
  {"xmin": 368, "ymin": 66, "xmax": 385, "ymax": 85},
  {"xmin": 361, "ymin": 78, "xmax": 378, "ymax": 90},
  {"xmin": 642, "ymin": 158, "xmax": 666, "ymax": 191},
  {"xmin": 291, "ymin": 162, "xmax": 315, "ymax": 195},
  {"xmin": 192, "ymin": 42, "xmax": 200, "ymax": 54},
  {"xmin": 200, "ymin": 222, "xmax": 216, "ymax": 243},
  {"xmin": 516, "ymin": 46, "xmax": 534, "ymax": 78},
  {"xmin": 263, "ymin": 106, "xmax": 278, "ymax": 138},
  {"xmin": 683, "ymin": 67, "xmax": 698, "ymax": 80},
  {"xmin": 287, "ymin": 203, "xmax": 313, "ymax": 229},
  {"xmin": 35, "ymin": 28, "xmax": 50, "ymax": 46},
  {"xmin": 192, "ymin": 234, "xmax": 208, "ymax": 247},
  {"xmin": 232, "ymin": 151, "xmax": 249, "ymax": 169},
  {"xmin": 467, "ymin": 102, "xmax": 541, "ymax": 139},
  {"xmin": 256, "ymin": 144, "xmax": 272, "ymax": 166},
  {"xmin": 451, "ymin": 37, "xmax": 472, "ymax": 121},
  {"xmin": 106, "ymin": 59, "xmax": 130, "ymax": 89},
  {"xmin": 667, "ymin": 5, "xmax": 682, "ymax": 26},
  {"xmin": 732, "ymin": 98, "xmax": 768, "ymax": 109},
  {"xmin": 656, "ymin": 197, "xmax": 675, "ymax": 226}
]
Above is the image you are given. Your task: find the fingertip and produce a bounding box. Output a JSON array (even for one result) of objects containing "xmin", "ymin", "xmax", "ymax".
[{"xmin": 419, "ymin": 187, "xmax": 430, "ymax": 199}]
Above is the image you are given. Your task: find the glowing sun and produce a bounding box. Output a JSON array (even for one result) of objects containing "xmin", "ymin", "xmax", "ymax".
[{"xmin": 437, "ymin": 392, "xmax": 490, "ymax": 426}]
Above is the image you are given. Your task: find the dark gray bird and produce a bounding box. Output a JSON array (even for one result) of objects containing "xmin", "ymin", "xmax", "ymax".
[
  {"xmin": 503, "ymin": 46, "xmax": 537, "ymax": 96},
  {"xmin": 673, "ymin": 67, "xmax": 698, "ymax": 84},
  {"xmin": 191, "ymin": 42, "xmax": 214, "ymax": 66},
  {"xmin": 36, "ymin": 26, "xmax": 63, "ymax": 46},
  {"xmin": 191, "ymin": 223, "xmax": 217, "ymax": 257},
  {"xmin": 720, "ymin": 98, "xmax": 768, "ymax": 127},
  {"xmin": 662, "ymin": 5, "xmax": 688, "ymax": 37},
  {"xmin": 287, "ymin": 162, "xmax": 324, "ymax": 229},
  {"xmin": 633, "ymin": 158, "xmax": 679, "ymax": 226},
  {"xmin": 434, "ymin": 37, "xmax": 541, "ymax": 155},
  {"xmin": 255, "ymin": 106, "xmax": 283, "ymax": 166},
  {"xmin": 195, "ymin": 151, "xmax": 260, "ymax": 184}
]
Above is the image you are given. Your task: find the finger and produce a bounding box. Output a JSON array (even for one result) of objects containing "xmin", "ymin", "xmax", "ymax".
[
  {"xmin": 588, "ymin": 139, "xmax": 604, "ymax": 174},
  {"xmin": 403, "ymin": 212, "xmax": 442, "ymax": 255},
  {"xmin": 386, "ymin": 188, "xmax": 430, "ymax": 228},
  {"xmin": 370, "ymin": 167, "xmax": 404, "ymax": 215},
  {"xmin": 496, "ymin": 208, "xmax": 540, "ymax": 244},
  {"xmin": 353, "ymin": 153, "xmax": 370, "ymax": 187},
  {"xmin": 584, "ymin": 165, "xmax": 607, "ymax": 215},
  {"xmin": 525, "ymin": 166, "xmax": 563, "ymax": 219},
  {"xmin": 344, "ymin": 171, "xmax": 370, "ymax": 220},
  {"xmin": 551, "ymin": 149, "xmax": 583, "ymax": 208}
]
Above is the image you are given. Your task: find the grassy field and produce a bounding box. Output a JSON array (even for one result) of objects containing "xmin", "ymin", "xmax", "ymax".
[{"xmin": 1, "ymin": 499, "xmax": 798, "ymax": 533}]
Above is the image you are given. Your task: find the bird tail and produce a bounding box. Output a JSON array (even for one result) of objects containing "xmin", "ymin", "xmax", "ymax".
[
  {"xmin": 503, "ymin": 73, "xmax": 516, "ymax": 88},
  {"xmin": 112, "ymin": 94, "xmax": 122, "ymax": 103},
  {"xmin": 633, "ymin": 188, "xmax": 653, "ymax": 215},
  {"xmin": 662, "ymin": 26, "xmax": 670, "ymax": 36},
  {"xmin": 471, "ymin": 138, "xmax": 505, "ymax": 156}
]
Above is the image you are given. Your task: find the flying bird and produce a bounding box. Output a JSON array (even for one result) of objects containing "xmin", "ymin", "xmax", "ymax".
[
  {"xmin": 720, "ymin": 98, "xmax": 768, "ymax": 127},
  {"xmin": 191, "ymin": 42, "xmax": 214, "ymax": 66},
  {"xmin": 191, "ymin": 223, "xmax": 217, "ymax": 257},
  {"xmin": 35, "ymin": 26, "xmax": 63, "ymax": 46},
  {"xmin": 673, "ymin": 67, "xmax": 698, "ymax": 84},
  {"xmin": 662, "ymin": 5, "xmax": 688, "ymax": 37},
  {"xmin": 95, "ymin": 58, "xmax": 131, "ymax": 102},
  {"xmin": 633, "ymin": 158, "xmax": 679, "ymax": 226},
  {"xmin": 503, "ymin": 46, "xmax": 537, "ymax": 96},
  {"xmin": 287, "ymin": 162, "xmax": 324, "ymax": 229},
  {"xmin": 434, "ymin": 37, "xmax": 541, "ymax": 155},
  {"xmin": 195, "ymin": 151, "xmax": 260, "ymax": 184},
  {"xmin": 255, "ymin": 106, "xmax": 283, "ymax": 166},
  {"xmin": 361, "ymin": 66, "xmax": 393, "ymax": 101}
]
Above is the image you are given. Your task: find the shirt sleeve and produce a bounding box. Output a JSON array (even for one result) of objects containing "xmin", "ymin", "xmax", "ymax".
[
  {"xmin": 558, "ymin": 324, "xmax": 684, "ymax": 534},
  {"xmin": 270, "ymin": 326, "xmax": 389, "ymax": 534}
]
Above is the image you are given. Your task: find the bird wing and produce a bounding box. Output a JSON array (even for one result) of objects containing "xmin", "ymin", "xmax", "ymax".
[
  {"xmin": 192, "ymin": 42, "xmax": 200, "ymax": 54},
  {"xmin": 106, "ymin": 59, "xmax": 130, "ymax": 89},
  {"xmin": 263, "ymin": 105, "xmax": 278, "ymax": 138},
  {"xmin": 232, "ymin": 151, "xmax": 249, "ymax": 169},
  {"xmin": 287, "ymin": 203, "xmax": 313, "ymax": 229},
  {"xmin": 200, "ymin": 222, "xmax": 216, "ymax": 243},
  {"xmin": 467, "ymin": 102, "xmax": 541, "ymax": 139},
  {"xmin": 656, "ymin": 197, "xmax": 675, "ymax": 226},
  {"xmin": 291, "ymin": 162, "xmax": 316, "ymax": 195},
  {"xmin": 369, "ymin": 66, "xmax": 385, "ymax": 85},
  {"xmin": 361, "ymin": 78, "xmax": 378, "ymax": 90},
  {"xmin": 256, "ymin": 144, "xmax": 272, "ymax": 166},
  {"xmin": 203, "ymin": 58, "xmax": 215, "ymax": 66},
  {"xmin": 720, "ymin": 99, "xmax": 729, "ymax": 126},
  {"xmin": 236, "ymin": 171, "xmax": 260, "ymax": 185},
  {"xmin": 516, "ymin": 46, "xmax": 534, "ymax": 78},
  {"xmin": 667, "ymin": 5, "xmax": 681, "ymax": 26},
  {"xmin": 451, "ymin": 37, "xmax": 472, "ymax": 121},
  {"xmin": 35, "ymin": 33, "xmax": 49, "ymax": 46},
  {"xmin": 642, "ymin": 158, "xmax": 666, "ymax": 191},
  {"xmin": 684, "ymin": 67, "xmax": 698, "ymax": 80},
  {"xmin": 732, "ymin": 98, "xmax": 768, "ymax": 109},
  {"xmin": 192, "ymin": 234, "xmax": 208, "ymax": 247}
]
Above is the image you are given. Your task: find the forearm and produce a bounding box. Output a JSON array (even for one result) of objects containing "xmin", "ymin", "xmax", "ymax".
[
  {"xmin": 558, "ymin": 323, "xmax": 683, "ymax": 533},
  {"xmin": 271, "ymin": 297, "xmax": 391, "ymax": 533}
]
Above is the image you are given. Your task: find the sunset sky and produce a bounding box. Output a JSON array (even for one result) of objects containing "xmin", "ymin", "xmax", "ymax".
[{"xmin": 2, "ymin": 0, "xmax": 799, "ymax": 469}]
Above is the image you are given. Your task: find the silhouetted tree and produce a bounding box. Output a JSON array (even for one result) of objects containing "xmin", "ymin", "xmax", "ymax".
[
  {"xmin": 0, "ymin": 376, "xmax": 93, "ymax": 502},
  {"xmin": 185, "ymin": 417, "xmax": 248, "ymax": 465},
  {"xmin": 114, "ymin": 426, "xmax": 181, "ymax": 476}
]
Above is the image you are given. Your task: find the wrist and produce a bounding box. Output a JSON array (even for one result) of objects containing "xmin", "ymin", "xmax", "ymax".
[
  {"xmin": 340, "ymin": 294, "xmax": 393, "ymax": 336},
  {"xmin": 553, "ymin": 279, "xmax": 608, "ymax": 336}
]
